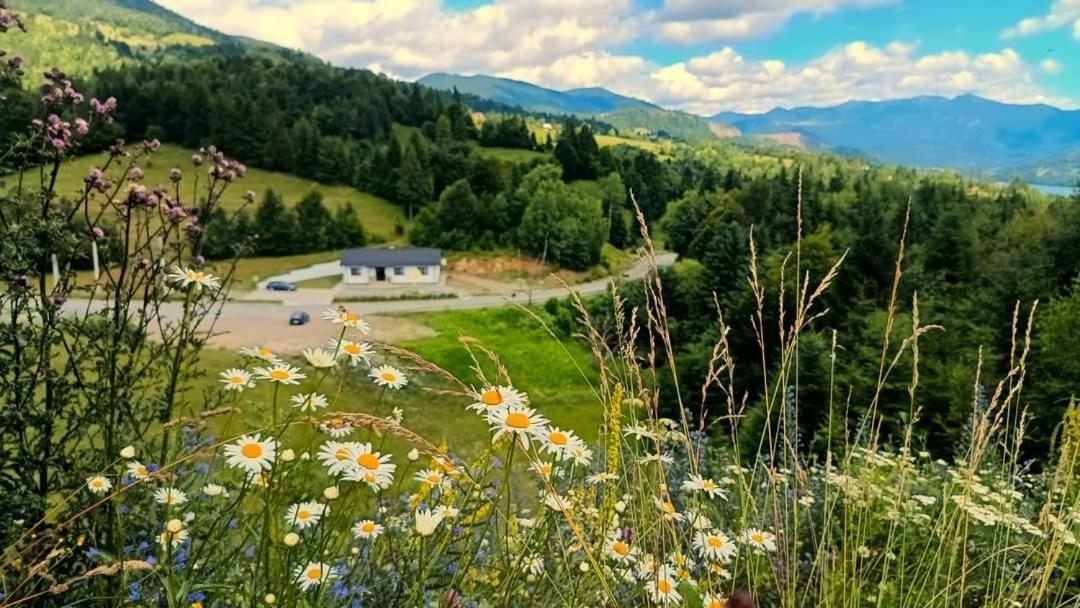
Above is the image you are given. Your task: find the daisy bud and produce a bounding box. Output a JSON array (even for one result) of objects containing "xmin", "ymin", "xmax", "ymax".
[
  {"xmin": 283, "ymin": 532, "xmax": 300, "ymax": 547},
  {"xmin": 300, "ymin": 451, "xmax": 310, "ymax": 461},
  {"xmin": 351, "ymin": 546, "xmax": 359, "ymax": 555},
  {"xmin": 323, "ymin": 486, "xmax": 339, "ymax": 501},
  {"xmin": 120, "ymin": 445, "xmax": 135, "ymax": 459},
  {"xmin": 264, "ymin": 594, "xmax": 276, "ymax": 605},
  {"xmin": 407, "ymin": 448, "xmax": 420, "ymax": 461},
  {"xmin": 166, "ymin": 519, "xmax": 184, "ymax": 533},
  {"xmin": 615, "ymin": 500, "xmax": 626, "ymax": 513},
  {"xmin": 280, "ymin": 449, "xmax": 295, "ymax": 462},
  {"xmin": 578, "ymin": 561, "xmax": 590, "ymax": 572}
]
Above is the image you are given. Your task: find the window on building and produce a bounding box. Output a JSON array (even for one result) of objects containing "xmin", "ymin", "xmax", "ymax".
[
  {"xmin": 419, "ymin": 266, "xmax": 429, "ymax": 276},
  {"xmin": 350, "ymin": 267, "xmax": 362, "ymax": 276},
  {"xmin": 393, "ymin": 266, "xmax": 404, "ymax": 276}
]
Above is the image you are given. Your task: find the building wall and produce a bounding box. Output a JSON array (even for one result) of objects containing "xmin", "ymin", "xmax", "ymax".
[{"xmin": 341, "ymin": 264, "xmax": 440, "ymax": 285}]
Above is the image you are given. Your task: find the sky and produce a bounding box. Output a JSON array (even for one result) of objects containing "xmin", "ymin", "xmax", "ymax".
[{"xmin": 155, "ymin": 0, "xmax": 1080, "ymax": 115}]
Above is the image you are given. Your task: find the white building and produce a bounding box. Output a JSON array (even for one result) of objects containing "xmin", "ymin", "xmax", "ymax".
[{"xmin": 340, "ymin": 247, "xmax": 443, "ymax": 285}]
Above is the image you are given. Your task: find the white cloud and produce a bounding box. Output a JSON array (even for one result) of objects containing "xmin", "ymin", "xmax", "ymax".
[
  {"xmin": 1001, "ymin": 0, "xmax": 1080, "ymax": 39},
  {"xmin": 1041, "ymin": 58, "xmax": 1064, "ymax": 75},
  {"xmin": 654, "ymin": 0, "xmax": 896, "ymax": 43}
]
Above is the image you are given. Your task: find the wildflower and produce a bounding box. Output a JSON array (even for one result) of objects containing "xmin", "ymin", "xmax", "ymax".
[
  {"xmin": 648, "ymin": 567, "xmax": 682, "ymax": 604},
  {"xmin": 639, "ymin": 452, "xmax": 675, "ymax": 466},
  {"xmin": 286, "ymin": 501, "xmax": 327, "ymax": 530},
  {"xmin": 543, "ymin": 493, "xmax": 573, "ymax": 513},
  {"xmin": 741, "ymin": 528, "xmax": 777, "ymax": 552},
  {"xmin": 283, "ymin": 533, "xmax": 300, "ymax": 547},
  {"xmin": 623, "ymin": 423, "xmax": 658, "ymax": 441},
  {"xmin": 693, "ymin": 531, "xmax": 736, "ymax": 562},
  {"xmin": 321, "ymin": 307, "xmax": 371, "ymax": 333},
  {"xmin": 436, "ymin": 505, "xmax": 460, "ymax": 519},
  {"xmin": 320, "ymin": 417, "xmax": 353, "ymax": 438},
  {"xmin": 290, "ymin": 393, "xmax": 328, "ymax": 413},
  {"xmin": 341, "ymin": 443, "xmax": 395, "ymax": 486},
  {"xmin": 467, "ymin": 385, "xmax": 527, "ymax": 414},
  {"xmin": 415, "ymin": 508, "xmax": 444, "ymax": 536},
  {"xmin": 521, "ymin": 556, "xmax": 544, "ymax": 576},
  {"xmin": 159, "ymin": 522, "xmax": 189, "ymax": 548},
  {"xmin": 120, "ymin": 445, "xmax": 136, "ymax": 459},
  {"xmin": 531, "ymin": 461, "xmax": 559, "ymax": 479},
  {"xmin": 252, "ymin": 364, "xmax": 306, "ymax": 385},
  {"xmin": 303, "ymin": 348, "xmax": 337, "ymax": 369},
  {"xmin": 155, "ymin": 487, "xmax": 188, "ymax": 506},
  {"xmin": 166, "ymin": 265, "xmax": 220, "ymax": 291},
  {"xmin": 415, "ymin": 468, "xmax": 449, "ymax": 490},
  {"xmin": 264, "ymin": 594, "xmax": 276, "ymax": 605},
  {"xmin": 408, "ymin": 448, "xmax": 420, "ymax": 461},
  {"xmin": 386, "ymin": 407, "xmax": 404, "ymax": 424},
  {"xmin": 317, "ymin": 441, "xmax": 358, "ymax": 476},
  {"xmin": 682, "ymin": 475, "xmax": 727, "ymax": 499},
  {"xmin": 487, "ymin": 405, "xmax": 549, "ymax": 447},
  {"xmin": 86, "ymin": 476, "xmax": 112, "ymax": 494},
  {"xmin": 369, "ymin": 365, "xmax": 407, "ymax": 389},
  {"xmin": 294, "ymin": 561, "xmax": 336, "ymax": 592},
  {"xmin": 322, "ymin": 486, "xmax": 339, "ymax": 500},
  {"xmin": 655, "ymin": 497, "xmax": 685, "ymax": 522},
  {"xmin": 126, "ymin": 461, "xmax": 151, "ymax": 480},
  {"xmin": 329, "ymin": 338, "xmax": 373, "ymax": 365},
  {"xmin": 703, "ymin": 593, "xmax": 728, "ymax": 608},
  {"xmin": 280, "ymin": 449, "xmax": 295, "ymax": 462},
  {"xmin": 224, "ymin": 435, "xmax": 277, "ymax": 475},
  {"xmin": 568, "ymin": 444, "xmax": 593, "ymax": 466},
  {"xmin": 353, "ymin": 519, "xmax": 384, "ymax": 540},
  {"xmin": 538, "ymin": 426, "xmax": 583, "ymax": 460},
  {"xmin": 219, "ymin": 368, "xmax": 254, "ymax": 392},
  {"xmin": 606, "ymin": 538, "xmax": 638, "ymax": 563},
  {"xmin": 203, "ymin": 483, "xmax": 228, "ymax": 498},
  {"xmin": 240, "ymin": 346, "xmax": 280, "ymax": 363},
  {"xmin": 587, "ymin": 472, "xmax": 619, "ymax": 484}
]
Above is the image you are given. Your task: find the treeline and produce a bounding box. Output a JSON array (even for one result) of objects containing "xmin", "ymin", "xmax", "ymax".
[
  {"xmin": 547, "ymin": 153, "xmax": 1080, "ymax": 460},
  {"xmin": 202, "ymin": 190, "xmax": 366, "ymax": 259}
]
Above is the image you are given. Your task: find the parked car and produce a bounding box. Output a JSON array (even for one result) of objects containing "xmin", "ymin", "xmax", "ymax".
[
  {"xmin": 266, "ymin": 280, "xmax": 297, "ymax": 292},
  {"xmin": 289, "ymin": 311, "xmax": 310, "ymax": 326}
]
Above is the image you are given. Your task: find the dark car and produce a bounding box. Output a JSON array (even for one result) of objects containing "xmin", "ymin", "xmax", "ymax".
[
  {"xmin": 266, "ymin": 280, "xmax": 297, "ymax": 292},
  {"xmin": 289, "ymin": 311, "xmax": 310, "ymax": 326}
]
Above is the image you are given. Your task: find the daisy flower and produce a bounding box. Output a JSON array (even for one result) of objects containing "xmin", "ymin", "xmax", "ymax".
[
  {"xmin": 531, "ymin": 461, "xmax": 559, "ymax": 480},
  {"xmin": 486, "ymin": 405, "xmax": 549, "ymax": 447},
  {"xmin": 286, "ymin": 501, "xmax": 328, "ymax": 530},
  {"xmin": 414, "ymin": 507, "xmax": 444, "ymax": 536},
  {"xmin": 219, "ymin": 368, "xmax": 254, "ymax": 392},
  {"xmin": 317, "ymin": 441, "xmax": 359, "ymax": 476},
  {"xmin": 521, "ymin": 556, "xmax": 545, "ymax": 576},
  {"xmin": 341, "ymin": 443, "xmax": 396, "ymax": 486},
  {"xmin": 224, "ymin": 434, "xmax": 277, "ymax": 475},
  {"xmin": 291, "ymin": 392, "xmax": 329, "ymax": 413},
  {"xmin": 655, "ymin": 497, "xmax": 685, "ymax": 522},
  {"xmin": 159, "ymin": 527, "xmax": 189, "ymax": 548},
  {"xmin": 369, "ymin": 365, "xmax": 407, "ymax": 389},
  {"xmin": 319, "ymin": 417, "xmax": 353, "ymax": 438},
  {"xmin": 240, "ymin": 346, "xmax": 280, "ymax": 363},
  {"xmin": 543, "ymin": 493, "xmax": 573, "ymax": 513},
  {"xmin": 741, "ymin": 528, "xmax": 777, "ymax": 552},
  {"xmin": 693, "ymin": 530, "xmax": 736, "ymax": 562},
  {"xmin": 414, "ymin": 468, "xmax": 449, "ymax": 490},
  {"xmin": 203, "ymin": 483, "xmax": 228, "ymax": 498},
  {"xmin": 467, "ymin": 385, "xmax": 527, "ymax": 414},
  {"xmin": 294, "ymin": 561, "xmax": 337, "ymax": 592},
  {"xmin": 606, "ymin": 538, "xmax": 638, "ymax": 563},
  {"xmin": 568, "ymin": 444, "xmax": 593, "ymax": 466},
  {"xmin": 154, "ymin": 487, "xmax": 188, "ymax": 506},
  {"xmin": 538, "ymin": 426, "xmax": 582, "ymax": 460},
  {"xmin": 352, "ymin": 519, "xmax": 384, "ymax": 540},
  {"xmin": 321, "ymin": 306, "xmax": 371, "ymax": 333},
  {"xmin": 436, "ymin": 505, "xmax": 460, "ymax": 519},
  {"xmin": 648, "ymin": 567, "xmax": 682, "ymax": 604},
  {"xmin": 166, "ymin": 265, "xmax": 219, "ymax": 291},
  {"xmin": 682, "ymin": 474, "xmax": 727, "ymax": 499},
  {"xmin": 86, "ymin": 476, "xmax": 112, "ymax": 494},
  {"xmin": 329, "ymin": 338, "xmax": 373, "ymax": 366},
  {"xmin": 252, "ymin": 364, "xmax": 306, "ymax": 385},
  {"xmin": 623, "ymin": 423, "xmax": 658, "ymax": 441},
  {"xmin": 639, "ymin": 452, "xmax": 675, "ymax": 466},
  {"xmin": 126, "ymin": 461, "xmax": 151, "ymax": 480},
  {"xmin": 703, "ymin": 593, "xmax": 728, "ymax": 608},
  {"xmin": 587, "ymin": 472, "xmax": 620, "ymax": 485},
  {"xmin": 303, "ymin": 347, "xmax": 337, "ymax": 369}
]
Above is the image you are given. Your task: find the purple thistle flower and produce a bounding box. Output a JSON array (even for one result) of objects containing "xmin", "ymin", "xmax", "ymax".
[{"xmin": 169, "ymin": 168, "xmax": 182, "ymax": 182}]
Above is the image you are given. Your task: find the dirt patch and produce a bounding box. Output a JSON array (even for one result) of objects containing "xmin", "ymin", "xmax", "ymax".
[
  {"xmin": 205, "ymin": 314, "xmax": 436, "ymax": 353},
  {"xmin": 447, "ymin": 255, "xmax": 590, "ymax": 288}
]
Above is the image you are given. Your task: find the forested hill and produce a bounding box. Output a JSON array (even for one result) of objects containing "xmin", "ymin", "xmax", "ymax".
[{"xmin": 8, "ymin": 0, "xmax": 309, "ymax": 78}]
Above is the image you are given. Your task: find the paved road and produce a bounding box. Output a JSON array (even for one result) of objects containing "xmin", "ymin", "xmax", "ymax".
[
  {"xmin": 66, "ymin": 253, "xmax": 677, "ymax": 321},
  {"xmin": 254, "ymin": 261, "xmax": 340, "ymax": 289}
]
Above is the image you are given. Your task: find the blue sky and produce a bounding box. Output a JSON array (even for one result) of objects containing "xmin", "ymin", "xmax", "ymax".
[{"xmin": 160, "ymin": 0, "xmax": 1080, "ymax": 114}]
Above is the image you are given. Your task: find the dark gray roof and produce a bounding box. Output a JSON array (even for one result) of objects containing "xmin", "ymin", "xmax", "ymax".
[{"xmin": 340, "ymin": 247, "xmax": 442, "ymax": 267}]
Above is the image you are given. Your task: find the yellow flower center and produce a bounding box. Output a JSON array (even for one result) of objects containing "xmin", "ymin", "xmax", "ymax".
[
  {"xmin": 381, "ymin": 372, "xmax": 397, "ymax": 382},
  {"xmin": 344, "ymin": 312, "xmax": 359, "ymax": 322},
  {"xmin": 343, "ymin": 343, "xmax": 361, "ymax": 355},
  {"xmin": 708, "ymin": 600, "xmax": 725, "ymax": 608},
  {"xmin": 426, "ymin": 474, "xmax": 441, "ymax": 483},
  {"xmin": 505, "ymin": 412, "xmax": 530, "ymax": 429},
  {"xmin": 481, "ymin": 389, "xmax": 503, "ymax": 406},
  {"xmin": 186, "ymin": 270, "xmax": 205, "ymax": 281},
  {"xmin": 335, "ymin": 447, "xmax": 350, "ymax": 461},
  {"xmin": 703, "ymin": 480, "xmax": 717, "ymax": 490},
  {"xmin": 241, "ymin": 443, "xmax": 263, "ymax": 459},
  {"xmin": 708, "ymin": 537, "xmax": 723, "ymax": 548},
  {"xmin": 306, "ymin": 567, "xmax": 321, "ymax": 580},
  {"xmin": 136, "ymin": 465, "xmax": 148, "ymax": 476},
  {"xmin": 612, "ymin": 541, "xmax": 629, "ymax": 556},
  {"xmin": 298, "ymin": 510, "xmax": 311, "ymax": 520},
  {"xmin": 331, "ymin": 418, "xmax": 344, "ymax": 426},
  {"xmin": 229, "ymin": 376, "xmax": 245, "ymax": 384},
  {"xmin": 258, "ymin": 347, "xmax": 272, "ymax": 356},
  {"xmin": 549, "ymin": 431, "xmax": 568, "ymax": 445},
  {"xmin": 751, "ymin": 533, "xmax": 764, "ymax": 543},
  {"xmin": 269, "ymin": 369, "xmax": 289, "ymax": 380},
  {"xmin": 92, "ymin": 479, "xmax": 104, "ymax": 488},
  {"xmin": 357, "ymin": 453, "xmax": 380, "ymax": 470},
  {"xmin": 657, "ymin": 580, "xmax": 672, "ymax": 594},
  {"xmin": 361, "ymin": 522, "xmax": 375, "ymax": 533},
  {"xmin": 663, "ymin": 501, "xmax": 675, "ymax": 513}
]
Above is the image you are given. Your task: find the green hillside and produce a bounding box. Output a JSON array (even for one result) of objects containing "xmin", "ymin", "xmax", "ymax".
[
  {"xmin": 8, "ymin": 144, "xmax": 407, "ymax": 241},
  {"xmin": 7, "ymin": 0, "xmax": 303, "ymax": 79}
]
